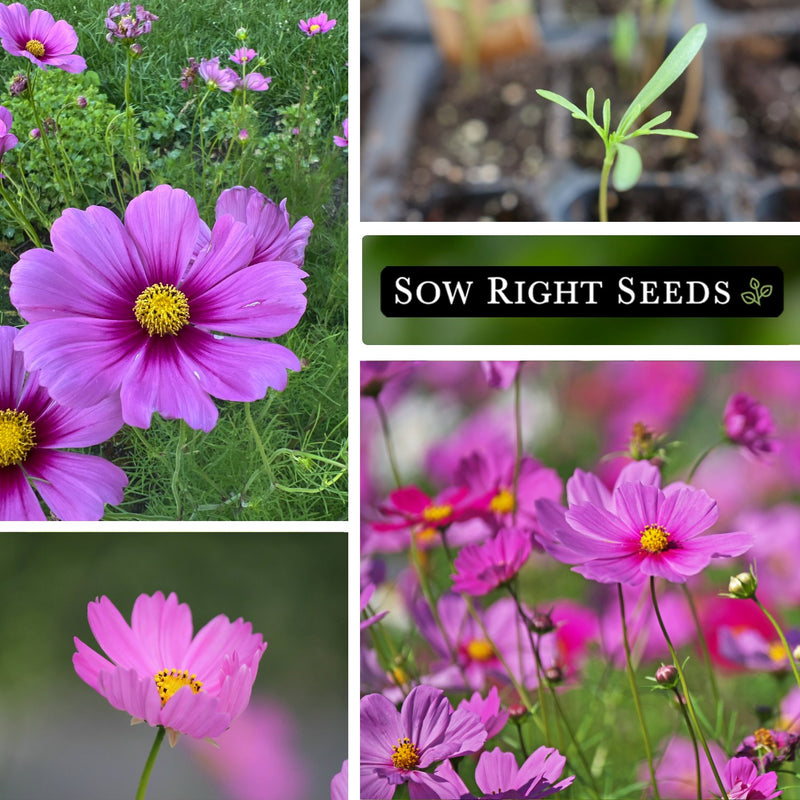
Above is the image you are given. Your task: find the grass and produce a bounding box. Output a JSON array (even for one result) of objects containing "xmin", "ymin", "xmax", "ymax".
[{"xmin": 0, "ymin": 0, "xmax": 348, "ymax": 521}]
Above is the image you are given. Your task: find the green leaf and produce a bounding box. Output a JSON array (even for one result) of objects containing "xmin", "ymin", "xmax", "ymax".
[
  {"xmin": 618, "ymin": 23, "xmax": 707, "ymax": 136},
  {"xmin": 741, "ymin": 292, "xmax": 757, "ymax": 305},
  {"xmin": 638, "ymin": 128, "xmax": 698, "ymax": 138},
  {"xmin": 602, "ymin": 98, "xmax": 611, "ymax": 134},
  {"xmin": 611, "ymin": 143, "xmax": 642, "ymax": 191},
  {"xmin": 536, "ymin": 89, "xmax": 587, "ymax": 121},
  {"xmin": 635, "ymin": 110, "xmax": 672, "ymax": 132},
  {"xmin": 586, "ymin": 87, "xmax": 595, "ymax": 122},
  {"xmin": 760, "ymin": 285, "xmax": 773, "ymax": 299},
  {"xmin": 750, "ymin": 277, "xmax": 760, "ymax": 290}
]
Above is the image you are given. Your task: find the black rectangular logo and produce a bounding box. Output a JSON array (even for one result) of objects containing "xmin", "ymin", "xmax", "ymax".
[{"xmin": 380, "ymin": 266, "xmax": 783, "ymax": 318}]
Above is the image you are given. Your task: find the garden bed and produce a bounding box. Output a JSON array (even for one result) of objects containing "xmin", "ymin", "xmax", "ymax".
[{"xmin": 361, "ymin": 0, "xmax": 800, "ymax": 220}]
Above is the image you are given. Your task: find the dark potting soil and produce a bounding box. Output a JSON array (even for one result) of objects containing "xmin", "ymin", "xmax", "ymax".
[
  {"xmin": 567, "ymin": 183, "xmax": 722, "ymax": 221},
  {"xmin": 711, "ymin": 0, "xmax": 798, "ymax": 10}
]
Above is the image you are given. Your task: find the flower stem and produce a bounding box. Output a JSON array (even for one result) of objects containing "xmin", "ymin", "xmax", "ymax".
[
  {"xmin": 618, "ymin": 583, "xmax": 660, "ymax": 800},
  {"xmin": 672, "ymin": 688, "xmax": 702, "ymax": 800},
  {"xmin": 171, "ymin": 420, "xmax": 187, "ymax": 520},
  {"xmin": 686, "ymin": 439, "xmax": 722, "ymax": 484},
  {"xmin": 135, "ymin": 725, "xmax": 165, "ymax": 800},
  {"xmin": 598, "ymin": 149, "xmax": 614, "ymax": 222},
  {"xmin": 753, "ymin": 596, "xmax": 800, "ymax": 690},
  {"xmin": 650, "ymin": 577, "xmax": 728, "ymax": 800},
  {"xmin": 374, "ymin": 395, "xmax": 403, "ymax": 489}
]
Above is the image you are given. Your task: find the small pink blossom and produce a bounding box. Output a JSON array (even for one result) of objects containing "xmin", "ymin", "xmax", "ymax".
[
  {"xmin": 457, "ymin": 686, "xmax": 509, "ymax": 739},
  {"xmin": 724, "ymin": 392, "xmax": 778, "ymax": 459},
  {"xmin": 723, "ymin": 756, "xmax": 782, "ymax": 799},
  {"xmin": 230, "ymin": 46, "xmax": 257, "ymax": 64},
  {"xmin": 333, "ymin": 118, "xmax": 348, "ymax": 148},
  {"xmin": 451, "ymin": 526, "xmax": 532, "ymax": 595},
  {"xmin": 298, "ymin": 12, "xmax": 336, "ymax": 36}
]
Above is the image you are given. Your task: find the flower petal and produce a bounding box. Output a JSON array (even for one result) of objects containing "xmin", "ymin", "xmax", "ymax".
[
  {"xmin": 131, "ymin": 591, "xmax": 194, "ymax": 670},
  {"xmin": 0, "ymin": 463, "xmax": 44, "ymax": 520},
  {"xmin": 87, "ymin": 595, "xmax": 153, "ymax": 674}
]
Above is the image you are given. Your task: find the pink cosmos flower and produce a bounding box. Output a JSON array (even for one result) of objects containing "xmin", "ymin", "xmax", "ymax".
[
  {"xmin": 331, "ymin": 759, "xmax": 347, "ymax": 800},
  {"xmin": 73, "ymin": 591, "xmax": 266, "ymax": 746},
  {"xmin": 0, "ymin": 325, "xmax": 127, "ymax": 520},
  {"xmin": 781, "ymin": 687, "xmax": 800, "ymax": 734},
  {"xmin": 360, "ymin": 583, "xmax": 389, "ymax": 630},
  {"xmin": 722, "ymin": 756, "xmax": 782, "ymax": 799},
  {"xmin": 0, "ymin": 2, "xmax": 86, "ymax": 72},
  {"xmin": 215, "ymin": 185, "xmax": 313, "ymax": 267},
  {"xmin": 11, "ymin": 185, "xmax": 307, "ymax": 432},
  {"xmin": 298, "ymin": 12, "xmax": 337, "ymax": 36},
  {"xmin": 451, "ymin": 526, "xmax": 532, "ymax": 595},
  {"xmin": 736, "ymin": 727, "xmax": 799, "ymax": 771},
  {"xmin": 471, "ymin": 746, "xmax": 575, "ymax": 799},
  {"xmin": 105, "ymin": 3, "xmax": 158, "ymax": 43},
  {"xmin": 641, "ymin": 736, "xmax": 727, "ymax": 799},
  {"xmin": 724, "ymin": 392, "xmax": 777, "ymax": 459},
  {"xmin": 719, "ymin": 625, "xmax": 800, "ymax": 672},
  {"xmin": 236, "ymin": 71, "xmax": 271, "ymax": 91},
  {"xmin": 230, "ymin": 46, "xmax": 257, "ymax": 64},
  {"xmin": 481, "ymin": 360, "xmax": 521, "ymax": 389},
  {"xmin": 198, "ymin": 56, "xmax": 239, "ymax": 92},
  {"xmin": 457, "ymin": 686, "xmax": 509, "ymax": 740},
  {"xmin": 537, "ymin": 464, "xmax": 752, "ymax": 585},
  {"xmin": 180, "ymin": 56, "xmax": 199, "ymax": 89},
  {"xmin": 333, "ymin": 118, "xmax": 348, "ymax": 148},
  {"xmin": 0, "ymin": 105, "xmax": 18, "ymax": 159},
  {"xmin": 360, "ymin": 684, "xmax": 486, "ymax": 799}
]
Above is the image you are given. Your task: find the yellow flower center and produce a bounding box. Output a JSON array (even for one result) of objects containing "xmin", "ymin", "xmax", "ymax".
[
  {"xmin": 466, "ymin": 638, "xmax": 494, "ymax": 662},
  {"xmin": 391, "ymin": 666, "xmax": 410, "ymax": 686},
  {"xmin": 422, "ymin": 503, "xmax": 452, "ymax": 523},
  {"xmin": 0, "ymin": 409, "xmax": 36, "ymax": 467},
  {"xmin": 768, "ymin": 642, "xmax": 787, "ymax": 663},
  {"xmin": 490, "ymin": 487, "xmax": 515, "ymax": 514},
  {"xmin": 391, "ymin": 736, "xmax": 421, "ymax": 771},
  {"xmin": 640, "ymin": 524, "xmax": 670, "ymax": 553},
  {"xmin": 154, "ymin": 668, "xmax": 203, "ymax": 707},
  {"xmin": 25, "ymin": 39, "xmax": 45, "ymax": 58},
  {"xmin": 415, "ymin": 526, "xmax": 438, "ymax": 544},
  {"xmin": 754, "ymin": 728, "xmax": 776, "ymax": 751},
  {"xmin": 134, "ymin": 282, "xmax": 190, "ymax": 336},
  {"xmin": 309, "ymin": 23, "xmax": 321, "ymax": 32}
]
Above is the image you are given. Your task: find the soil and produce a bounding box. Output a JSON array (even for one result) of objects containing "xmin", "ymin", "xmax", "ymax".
[{"xmin": 711, "ymin": 0, "xmax": 798, "ymax": 10}]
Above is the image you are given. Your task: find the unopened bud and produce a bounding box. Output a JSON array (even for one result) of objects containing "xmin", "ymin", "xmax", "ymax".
[
  {"xmin": 793, "ymin": 645, "xmax": 800, "ymax": 663},
  {"xmin": 9, "ymin": 73, "xmax": 28, "ymax": 97},
  {"xmin": 655, "ymin": 664, "xmax": 679, "ymax": 688},
  {"xmin": 528, "ymin": 610, "xmax": 555, "ymax": 635},
  {"xmin": 508, "ymin": 703, "xmax": 527, "ymax": 720},
  {"xmin": 728, "ymin": 571, "xmax": 757, "ymax": 599},
  {"xmin": 130, "ymin": 42, "xmax": 142, "ymax": 56},
  {"xmin": 544, "ymin": 665, "xmax": 563, "ymax": 685},
  {"xmin": 76, "ymin": 95, "xmax": 87, "ymax": 108},
  {"xmin": 235, "ymin": 26, "xmax": 248, "ymax": 40}
]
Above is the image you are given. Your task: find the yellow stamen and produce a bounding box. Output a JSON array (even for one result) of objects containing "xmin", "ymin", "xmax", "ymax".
[
  {"xmin": 422, "ymin": 503, "xmax": 452, "ymax": 523},
  {"xmin": 391, "ymin": 736, "xmax": 421, "ymax": 771},
  {"xmin": 754, "ymin": 728, "xmax": 776, "ymax": 751},
  {"xmin": 768, "ymin": 642, "xmax": 787, "ymax": 663},
  {"xmin": 415, "ymin": 526, "xmax": 438, "ymax": 544},
  {"xmin": 134, "ymin": 282, "xmax": 190, "ymax": 336},
  {"xmin": 0, "ymin": 409, "xmax": 36, "ymax": 467},
  {"xmin": 640, "ymin": 524, "xmax": 670, "ymax": 553},
  {"xmin": 490, "ymin": 487, "xmax": 515, "ymax": 514},
  {"xmin": 466, "ymin": 639, "xmax": 494, "ymax": 662},
  {"xmin": 25, "ymin": 39, "xmax": 45, "ymax": 58},
  {"xmin": 154, "ymin": 668, "xmax": 202, "ymax": 706},
  {"xmin": 309, "ymin": 24, "xmax": 321, "ymax": 32}
]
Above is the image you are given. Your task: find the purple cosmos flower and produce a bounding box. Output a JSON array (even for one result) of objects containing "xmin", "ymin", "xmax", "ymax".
[
  {"xmin": 471, "ymin": 746, "xmax": 575, "ymax": 799},
  {"xmin": 215, "ymin": 185, "xmax": 313, "ymax": 267},
  {"xmin": 230, "ymin": 46, "xmax": 257, "ymax": 64},
  {"xmin": 331, "ymin": 759, "xmax": 347, "ymax": 800},
  {"xmin": 481, "ymin": 360, "xmax": 521, "ymax": 389},
  {"xmin": 736, "ymin": 727, "xmax": 799, "ymax": 771},
  {"xmin": 360, "ymin": 684, "xmax": 486, "ymax": 799},
  {"xmin": 0, "ymin": 3, "xmax": 86, "ymax": 72},
  {"xmin": 719, "ymin": 626, "xmax": 800, "ymax": 673},
  {"xmin": 724, "ymin": 392, "xmax": 777, "ymax": 459},
  {"xmin": 333, "ymin": 118, "xmax": 348, "ymax": 148},
  {"xmin": 451, "ymin": 526, "xmax": 532, "ymax": 595},
  {"xmin": 722, "ymin": 756, "xmax": 782, "ymax": 799},
  {"xmin": 105, "ymin": 3, "xmax": 158, "ymax": 43},
  {"xmin": 640, "ymin": 736, "xmax": 727, "ymax": 799},
  {"xmin": 0, "ymin": 106, "xmax": 18, "ymax": 159},
  {"xmin": 298, "ymin": 12, "xmax": 337, "ymax": 36},
  {"xmin": 198, "ymin": 56, "xmax": 239, "ymax": 92},
  {"xmin": 73, "ymin": 591, "xmax": 266, "ymax": 746},
  {"xmin": 11, "ymin": 185, "xmax": 308, "ymax": 432},
  {"xmin": 0, "ymin": 325, "xmax": 126, "ymax": 520},
  {"xmin": 238, "ymin": 128, "xmax": 249, "ymax": 142},
  {"xmin": 180, "ymin": 56, "xmax": 199, "ymax": 89},
  {"xmin": 236, "ymin": 71, "xmax": 271, "ymax": 91},
  {"xmin": 457, "ymin": 686, "xmax": 509, "ymax": 739},
  {"xmin": 8, "ymin": 72, "xmax": 27, "ymax": 96},
  {"xmin": 360, "ymin": 583, "xmax": 389, "ymax": 630},
  {"xmin": 537, "ymin": 464, "xmax": 752, "ymax": 585},
  {"xmin": 29, "ymin": 126, "xmax": 40, "ymax": 139}
]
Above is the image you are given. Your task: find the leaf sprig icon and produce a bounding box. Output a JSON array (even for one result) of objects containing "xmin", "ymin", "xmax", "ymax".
[{"xmin": 741, "ymin": 278, "xmax": 773, "ymax": 306}]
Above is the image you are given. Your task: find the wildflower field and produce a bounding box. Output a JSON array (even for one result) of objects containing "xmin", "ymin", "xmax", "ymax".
[
  {"xmin": 0, "ymin": 0, "xmax": 348, "ymax": 521},
  {"xmin": 361, "ymin": 361, "xmax": 800, "ymax": 799}
]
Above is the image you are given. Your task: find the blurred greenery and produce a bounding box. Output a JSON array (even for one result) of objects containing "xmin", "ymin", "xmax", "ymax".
[{"xmin": 363, "ymin": 236, "xmax": 800, "ymax": 344}]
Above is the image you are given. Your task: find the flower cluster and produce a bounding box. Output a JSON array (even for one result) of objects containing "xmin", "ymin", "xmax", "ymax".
[
  {"xmin": 105, "ymin": 3, "xmax": 158, "ymax": 44},
  {"xmin": 361, "ymin": 361, "xmax": 800, "ymax": 798}
]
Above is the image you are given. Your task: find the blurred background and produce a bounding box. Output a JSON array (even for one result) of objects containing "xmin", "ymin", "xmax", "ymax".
[
  {"xmin": 363, "ymin": 236, "xmax": 800, "ymax": 344},
  {"xmin": 0, "ymin": 530, "xmax": 347, "ymax": 800}
]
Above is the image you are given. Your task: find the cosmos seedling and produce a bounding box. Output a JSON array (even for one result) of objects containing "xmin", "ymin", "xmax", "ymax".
[{"xmin": 537, "ymin": 23, "xmax": 707, "ymax": 221}]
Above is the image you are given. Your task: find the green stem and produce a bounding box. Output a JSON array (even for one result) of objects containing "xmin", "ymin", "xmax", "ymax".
[
  {"xmin": 171, "ymin": 420, "xmax": 187, "ymax": 520},
  {"xmin": 753, "ymin": 596, "xmax": 800, "ymax": 690},
  {"xmin": 673, "ymin": 688, "xmax": 702, "ymax": 800},
  {"xmin": 244, "ymin": 400, "xmax": 278, "ymax": 488},
  {"xmin": 686, "ymin": 440, "xmax": 723, "ymax": 484},
  {"xmin": 0, "ymin": 178, "xmax": 42, "ymax": 247},
  {"xmin": 135, "ymin": 725, "xmax": 166, "ymax": 800},
  {"xmin": 650, "ymin": 577, "xmax": 728, "ymax": 800},
  {"xmin": 374, "ymin": 395, "xmax": 403, "ymax": 489},
  {"xmin": 618, "ymin": 584, "xmax": 660, "ymax": 800},
  {"xmin": 598, "ymin": 149, "xmax": 614, "ymax": 222}
]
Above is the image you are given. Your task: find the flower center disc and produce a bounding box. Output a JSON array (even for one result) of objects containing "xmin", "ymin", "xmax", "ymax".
[
  {"xmin": 134, "ymin": 282, "xmax": 190, "ymax": 336},
  {"xmin": 490, "ymin": 487, "xmax": 515, "ymax": 514},
  {"xmin": 309, "ymin": 24, "xmax": 321, "ymax": 32},
  {"xmin": 25, "ymin": 39, "xmax": 45, "ymax": 58},
  {"xmin": 154, "ymin": 668, "xmax": 203, "ymax": 706},
  {"xmin": 0, "ymin": 409, "xmax": 36, "ymax": 467},
  {"xmin": 640, "ymin": 524, "xmax": 670, "ymax": 553},
  {"xmin": 391, "ymin": 736, "xmax": 421, "ymax": 771},
  {"xmin": 466, "ymin": 638, "xmax": 495, "ymax": 662},
  {"xmin": 422, "ymin": 503, "xmax": 452, "ymax": 523},
  {"xmin": 754, "ymin": 728, "xmax": 777, "ymax": 751}
]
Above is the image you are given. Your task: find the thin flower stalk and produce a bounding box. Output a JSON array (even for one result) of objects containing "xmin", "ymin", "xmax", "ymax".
[
  {"xmin": 135, "ymin": 726, "xmax": 166, "ymax": 800},
  {"xmin": 672, "ymin": 687, "xmax": 702, "ymax": 800},
  {"xmin": 650, "ymin": 577, "xmax": 729, "ymax": 800},
  {"xmin": 752, "ymin": 596, "xmax": 800, "ymax": 691}
]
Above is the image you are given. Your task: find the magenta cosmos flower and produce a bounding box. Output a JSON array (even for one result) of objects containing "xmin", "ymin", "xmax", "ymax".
[
  {"xmin": 11, "ymin": 185, "xmax": 308, "ymax": 432},
  {"xmin": 0, "ymin": 325, "xmax": 126, "ymax": 520},
  {"xmin": 451, "ymin": 526, "xmax": 532, "ymax": 595},
  {"xmin": 298, "ymin": 12, "xmax": 336, "ymax": 36},
  {"xmin": 198, "ymin": 56, "xmax": 239, "ymax": 92},
  {"xmin": 230, "ymin": 46, "xmax": 257, "ymax": 64},
  {"xmin": 471, "ymin": 746, "xmax": 575, "ymax": 799},
  {"xmin": 331, "ymin": 759, "xmax": 347, "ymax": 800},
  {"xmin": 105, "ymin": 3, "xmax": 158, "ymax": 43},
  {"xmin": 360, "ymin": 684, "xmax": 486, "ymax": 799},
  {"xmin": 0, "ymin": 105, "xmax": 18, "ymax": 159},
  {"xmin": 73, "ymin": 591, "xmax": 266, "ymax": 746},
  {"xmin": 333, "ymin": 118, "xmax": 348, "ymax": 148},
  {"xmin": 537, "ymin": 465, "xmax": 752, "ymax": 585},
  {"xmin": 724, "ymin": 392, "xmax": 777, "ymax": 459},
  {"xmin": 480, "ymin": 360, "xmax": 520, "ymax": 389},
  {"xmin": 0, "ymin": 3, "xmax": 86, "ymax": 72},
  {"xmin": 722, "ymin": 756, "xmax": 782, "ymax": 799}
]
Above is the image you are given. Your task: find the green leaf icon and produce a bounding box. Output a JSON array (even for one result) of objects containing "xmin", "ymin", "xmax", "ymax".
[{"xmin": 741, "ymin": 291, "xmax": 757, "ymax": 305}]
